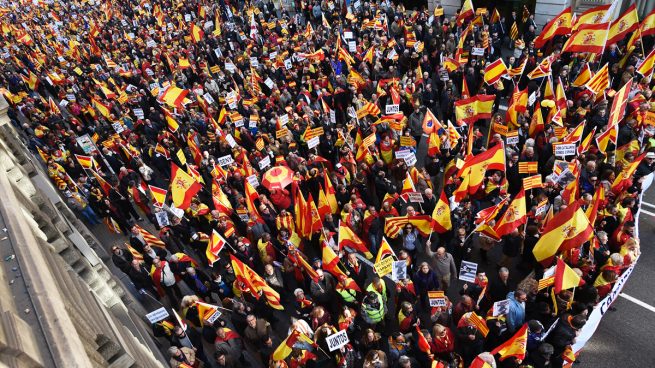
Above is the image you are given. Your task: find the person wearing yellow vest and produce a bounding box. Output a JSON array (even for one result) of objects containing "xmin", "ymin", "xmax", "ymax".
[
  {"xmin": 336, "ymin": 275, "xmax": 359, "ymax": 307},
  {"xmin": 361, "ymin": 291, "xmax": 386, "ymax": 326},
  {"xmin": 366, "ymin": 276, "xmax": 388, "ymax": 305}
]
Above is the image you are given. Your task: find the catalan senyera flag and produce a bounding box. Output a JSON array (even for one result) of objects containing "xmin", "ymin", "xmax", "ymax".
[
  {"xmin": 134, "ymin": 224, "xmax": 166, "ymax": 248},
  {"xmin": 637, "ymin": 49, "xmax": 655, "ymax": 78},
  {"xmin": 170, "ymin": 163, "xmax": 202, "ymax": 210},
  {"xmin": 375, "ymin": 237, "xmax": 396, "ymax": 264},
  {"xmin": 642, "ymin": 8, "xmax": 655, "ymax": 37},
  {"xmin": 607, "ymin": 4, "xmax": 639, "ymax": 46},
  {"xmin": 75, "ymin": 154, "xmax": 94, "ymax": 169},
  {"xmin": 431, "ymin": 190, "xmax": 452, "ymax": 234},
  {"xmin": 231, "ymin": 254, "xmax": 283, "ymax": 310},
  {"xmin": 532, "ymin": 202, "xmax": 593, "ymax": 264},
  {"xmin": 518, "ymin": 161, "xmax": 538, "ymax": 174},
  {"xmin": 338, "ymin": 223, "xmax": 372, "ymax": 258},
  {"xmin": 493, "ymin": 189, "xmax": 527, "ymax": 237},
  {"xmin": 510, "ymin": 22, "xmax": 519, "ymax": 40},
  {"xmin": 563, "ymin": 23, "xmax": 610, "ymax": 54},
  {"xmin": 384, "ymin": 215, "xmax": 433, "ymax": 238},
  {"xmin": 159, "ymin": 86, "xmax": 189, "ymax": 109},
  {"xmin": 148, "ymin": 185, "xmax": 167, "ymax": 207},
  {"xmin": 574, "ymin": 4, "xmax": 610, "ymax": 31},
  {"xmin": 206, "ymin": 230, "xmax": 226, "ymax": 266},
  {"xmin": 190, "ymin": 23, "xmax": 204, "ymax": 43},
  {"xmin": 491, "ymin": 323, "xmax": 528, "ymax": 361},
  {"xmin": 537, "ymin": 276, "xmax": 555, "ymax": 291},
  {"xmin": 527, "ymin": 56, "xmax": 553, "ymax": 80},
  {"xmin": 585, "ymin": 63, "xmax": 609, "ymax": 95},
  {"xmin": 554, "ymin": 257, "xmax": 584, "ymax": 293},
  {"xmin": 483, "ymin": 58, "xmax": 508, "ymax": 85},
  {"xmin": 522, "ymin": 175, "xmax": 543, "ymax": 190},
  {"xmin": 571, "ymin": 63, "xmax": 592, "ymax": 87},
  {"xmin": 454, "ymin": 95, "xmax": 495, "ymax": 124},
  {"xmin": 608, "ymin": 78, "xmax": 632, "ymax": 128},
  {"xmin": 534, "ymin": 7, "xmax": 572, "ymax": 48},
  {"xmin": 456, "ymin": 0, "xmax": 475, "ymax": 26},
  {"xmin": 468, "ymin": 312, "xmax": 489, "ymax": 337}
]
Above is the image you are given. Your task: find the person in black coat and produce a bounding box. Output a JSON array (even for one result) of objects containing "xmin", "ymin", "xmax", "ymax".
[
  {"xmin": 126, "ymin": 260, "xmax": 158, "ymax": 297},
  {"xmin": 547, "ymin": 314, "xmax": 587, "ymax": 367},
  {"xmin": 111, "ymin": 246, "xmax": 134, "ymax": 274}
]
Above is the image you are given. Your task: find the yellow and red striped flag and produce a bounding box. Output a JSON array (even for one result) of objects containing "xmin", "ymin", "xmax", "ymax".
[
  {"xmin": 637, "ymin": 49, "xmax": 655, "ymax": 78},
  {"xmin": 518, "ymin": 161, "xmax": 538, "ymax": 174},
  {"xmin": 339, "ymin": 223, "xmax": 372, "ymax": 258},
  {"xmin": 607, "ymin": 4, "xmax": 639, "ymax": 46},
  {"xmin": 148, "ymin": 185, "xmax": 167, "ymax": 207},
  {"xmin": 456, "ymin": 0, "xmax": 475, "ymax": 26},
  {"xmin": 510, "ymin": 22, "xmax": 519, "ymax": 40},
  {"xmin": 494, "ymin": 189, "xmax": 527, "ymax": 237},
  {"xmin": 483, "ymin": 58, "xmax": 508, "ymax": 85},
  {"xmin": 468, "ymin": 312, "xmax": 489, "ymax": 337},
  {"xmin": 522, "ymin": 175, "xmax": 543, "ymax": 190},
  {"xmin": 75, "ymin": 154, "xmax": 94, "ymax": 169},
  {"xmin": 585, "ymin": 63, "xmax": 609, "ymax": 95},
  {"xmin": 563, "ymin": 23, "xmax": 610, "ymax": 54},
  {"xmin": 642, "ymin": 8, "xmax": 655, "ymax": 37},
  {"xmin": 537, "ymin": 277, "xmax": 555, "ymax": 290},
  {"xmin": 170, "ymin": 163, "xmax": 202, "ymax": 210},
  {"xmin": 577, "ymin": 127, "xmax": 596, "ymax": 155},
  {"xmin": 534, "ymin": 7, "xmax": 572, "ymax": 48},
  {"xmin": 532, "ymin": 202, "xmax": 592, "ymax": 264},
  {"xmin": 190, "ymin": 23, "xmax": 204, "ymax": 43},
  {"xmin": 574, "ymin": 4, "xmax": 610, "ymax": 31},
  {"xmin": 571, "ymin": 63, "xmax": 592, "ymax": 87},
  {"xmin": 595, "ymin": 126, "xmax": 617, "ymax": 153},
  {"xmin": 608, "ymin": 78, "xmax": 633, "ymax": 128},
  {"xmin": 491, "ymin": 324, "xmax": 528, "ymax": 361},
  {"xmin": 133, "ymin": 224, "xmax": 166, "ymax": 248},
  {"xmin": 159, "ymin": 86, "xmax": 189, "ymax": 109},
  {"xmin": 206, "ymin": 230, "xmax": 226, "ymax": 266}
]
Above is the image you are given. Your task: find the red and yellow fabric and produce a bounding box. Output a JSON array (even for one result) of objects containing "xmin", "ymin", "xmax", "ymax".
[
  {"xmin": 607, "ymin": 4, "xmax": 639, "ymax": 46},
  {"xmin": 574, "ymin": 4, "xmax": 610, "ymax": 31},
  {"xmin": 454, "ymin": 95, "xmax": 495, "ymax": 124},
  {"xmin": 483, "ymin": 58, "xmax": 508, "ymax": 85},
  {"xmin": 431, "ymin": 190, "xmax": 452, "ymax": 233},
  {"xmin": 534, "ymin": 7, "xmax": 572, "ymax": 48},
  {"xmin": 563, "ymin": 23, "xmax": 610, "ymax": 54},
  {"xmin": 206, "ymin": 230, "xmax": 226, "ymax": 266},
  {"xmin": 532, "ymin": 202, "xmax": 593, "ymax": 264},
  {"xmin": 491, "ymin": 323, "xmax": 528, "ymax": 361},
  {"xmin": 585, "ymin": 63, "xmax": 609, "ymax": 95},
  {"xmin": 170, "ymin": 163, "xmax": 202, "ymax": 210},
  {"xmin": 493, "ymin": 189, "xmax": 527, "ymax": 237},
  {"xmin": 641, "ymin": 8, "xmax": 655, "ymax": 37},
  {"xmin": 338, "ymin": 223, "xmax": 372, "ymax": 258},
  {"xmin": 148, "ymin": 185, "xmax": 167, "ymax": 207},
  {"xmin": 159, "ymin": 86, "xmax": 189, "ymax": 108}
]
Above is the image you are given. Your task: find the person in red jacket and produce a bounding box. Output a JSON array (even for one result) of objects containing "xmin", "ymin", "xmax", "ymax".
[
  {"xmin": 269, "ymin": 188, "xmax": 292, "ymax": 210},
  {"xmin": 431, "ymin": 323, "xmax": 456, "ymax": 361}
]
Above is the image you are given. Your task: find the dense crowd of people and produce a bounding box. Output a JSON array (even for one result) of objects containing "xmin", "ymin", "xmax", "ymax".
[{"xmin": 1, "ymin": 0, "xmax": 655, "ymax": 367}]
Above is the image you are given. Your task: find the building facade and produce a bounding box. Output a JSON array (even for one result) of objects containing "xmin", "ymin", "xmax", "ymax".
[{"xmin": 0, "ymin": 94, "xmax": 165, "ymax": 367}]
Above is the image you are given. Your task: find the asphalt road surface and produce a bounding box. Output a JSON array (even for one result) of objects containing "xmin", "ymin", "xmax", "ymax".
[{"xmin": 581, "ymin": 185, "xmax": 655, "ymax": 367}]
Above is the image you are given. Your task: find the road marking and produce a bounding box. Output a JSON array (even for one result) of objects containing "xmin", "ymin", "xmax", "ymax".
[
  {"xmin": 620, "ymin": 293, "xmax": 655, "ymax": 313},
  {"xmin": 642, "ymin": 201, "xmax": 655, "ymax": 209},
  {"xmin": 640, "ymin": 209, "xmax": 655, "ymax": 217}
]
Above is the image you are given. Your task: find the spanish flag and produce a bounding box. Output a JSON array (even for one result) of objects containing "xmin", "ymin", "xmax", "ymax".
[
  {"xmin": 457, "ymin": 143, "xmax": 505, "ymax": 179},
  {"xmin": 272, "ymin": 330, "xmax": 301, "ymax": 361},
  {"xmin": 529, "ymin": 102, "xmax": 544, "ymax": 137},
  {"xmin": 611, "ymin": 151, "xmax": 647, "ymax": 192},
  {"xmin": 338, "ymin": 223, "xmax": 372, "ymax": 258},
  {"xmin": 148, "ymin": 185, "xmax": 167, "ymax": 207},
  {"xmin": 91, "ymin": 97, "xmax": 112, "ymax": 118},
  {"xmin": 607, "ymin": 4, "xmax": 639, "ymax": 46},
  {"xmin": 90, "ymin": 169, "xmax": 112, "ymax": 195},
  {"xmin": 75, "ymin": 154, "xmax": 94, "ymax": 169},
  {"xmin": 190, "ymin": 23, "xmax": 204, "ymax": 43},
  {"xmin": 159, "ymin": 86, "xmax": 189, "ymax": 109},
  {"xmin": 608, "ymin": 78, "xmax": 632, "ymax": 128},
  {"xmin": 637, "ymin": 49, "xmax": 655, "ymax": 78},
  {"xmin": 595, "ymin": 125, "xmax": 617, "ymax": 153},
  {"xmin": 375, "ymin": 237, "xmax": 396, "ymax": 264},
  {"xmin": 553, "ymin": 257, "xmax": 584, "ymax": 293},
  {"xmin": 532, "ymin": 202, "xmax": 593, "ymax": 264},
  {"xmin": 456, "ymin": 0, "xmax": 474, "ymax": 26},
  {"xmin": 534, "ymin": 7, "xmax": 572, "ymax": 48},
  {"xmin": 571, "ymin": 63, "xmax": 592, "ymax": 87},
  {"xmin": 641, "ymin": 8, "xmax": 655, "ymax": 37},
  {"xmin": 454, "ymin": 95, "xmax": 495, "ymax": 124},
  {"xmin": 206, "ymin": 230, "xmax": 226, "ymax": 266},
  {"xmin": 563, "ymin": 23, "xmax": 609, "ymax": 54},
  {"xmin": 493, "ymin": 189, "xmax": 527, "ymax": 237},
  {"xmin": 574, "ymin": 4, "xmax": 610, "ymax": 31},
  {"xmin": 427, "ymin": 132, "xmax": 441, "ymax": 156},
  {"xmin": 422, "ymin": 108, "xmax": 442, "ymax": 134},
  {"xmin": 416, "ymin": 325, "xmax": 432, "ymax": 354},
  {"xmin": 563, "ymin": 120, "xmax": 586, "ymax": 143},
  {"xmin": 431, "ymin": 190, "xmax": 452, "ymax": 233},
  {"xmin": 170, "ymin": 163, "xmax": 202, "ymax": 210},
  {"xmin": 491, "ymin": 323, "xmax": 528, "ymax": 361},
  {"xmin": 323, "ymin": 175, "xmax": 338, "ymax": 214},
  {"xmin": 483, "ymin": 58, "xmax": 508, "ymax": 85}
]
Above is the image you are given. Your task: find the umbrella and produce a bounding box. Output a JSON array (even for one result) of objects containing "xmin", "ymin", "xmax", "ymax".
[{"xmin": 262, "ymin": 166, "xmax": 295, "ymax": 190}]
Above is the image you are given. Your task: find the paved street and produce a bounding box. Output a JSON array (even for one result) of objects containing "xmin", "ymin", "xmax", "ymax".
[{"xmin": 582, "ymin": 186, "xmax": 655, "ymax": 367}]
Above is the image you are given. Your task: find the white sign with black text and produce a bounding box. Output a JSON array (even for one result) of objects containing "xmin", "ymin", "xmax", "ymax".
[{"xmin": 326, "ymin": 330, "xmax": 350, "ymax": 352}]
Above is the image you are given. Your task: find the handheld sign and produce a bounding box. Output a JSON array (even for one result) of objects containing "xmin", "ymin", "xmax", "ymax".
[
  {"xmin": 459, "ymin": 261, "xmax": 478, "ymax": 283},
  {"xmin": 385, "ymin": 104, "xmax": 400, "ymax": 114},
  {"xmin": 145, "ymin": 307, "xmax": 170, "ymax": 323},
  {"xmin": 326, "ymin": 330, "xmax": 350, "ymax": 352},
  {"xmin": 492, "ymin": 299, "xmax": 511, "ymax": 317},
  {"xmin": 554, "ymin": 143, "xmax": 577, "ymax": 157},
  {"xmin": 428, "ymin": 291, "xmax": 447, "ymax": 307},
  {"xmin": 374, "ymin": 256, "xmax": 394, "ymax": 277},
  {"xmin": 391, "ymin": 260, "xmax": 407, "ymax": 281}
]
